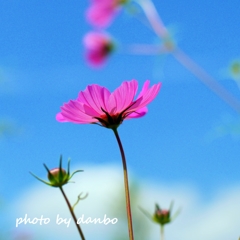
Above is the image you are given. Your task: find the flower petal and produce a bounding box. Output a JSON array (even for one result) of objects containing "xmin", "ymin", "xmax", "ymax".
[
  {"xmin": 138, "ymin": 82, "xmax": 162, "ymax": 108},
  {"xmin": 58, "ymin": 100, "xmax": 97, "ymax": 123},
  {"xmin": 125, "ymin": 107, "xmax": 148, "ymax": 119},
  {"xmin": 56, "ymin": 113, "xmax": 67, "ymax": 122},
  {"xmin": 128, "ymin": 82, "xmax": 161, "ymax": 112},
  {"xmin": 111, "ymin": 80, "xmax": 138, "ymax": 113},
  {"xmin": 136, "ymin": 80, "xmax": 150, "ymax": 100},
  {"xmin": 78, "ymin": 85, "xmax": 111, "ymax": 115}
]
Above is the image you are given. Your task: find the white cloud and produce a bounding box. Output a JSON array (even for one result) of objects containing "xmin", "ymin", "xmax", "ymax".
[{"xmin": 11, "ymin": 164, "xmax": 240, "ymax": 240}]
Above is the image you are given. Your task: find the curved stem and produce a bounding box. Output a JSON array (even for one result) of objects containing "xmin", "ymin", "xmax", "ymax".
[
  {"xmin": 59, "ymin": 186, "xmax": 85, "ymax": 240},
  {"xmin": 113, "ymin": 129, "xmax": 134, "ymax": 240}
]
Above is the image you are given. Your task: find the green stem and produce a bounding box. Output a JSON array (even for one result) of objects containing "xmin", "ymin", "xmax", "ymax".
[
  {"xmin": 113, "ymin": 129, "xmax": 134, "ymax": 240},
  {"xmin": 59, "ymin": 186, "xmax": 85, "ymax": 240},
  {"xmin": 160, "ymin": 225, "xmax": 164, "ymax": 240}
]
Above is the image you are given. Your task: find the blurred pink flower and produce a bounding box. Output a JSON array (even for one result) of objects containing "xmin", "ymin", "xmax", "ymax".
[
  {"xmin": 86, "ymin": 0, "xmax": 128, "ymax": 27},
  {"xmin": 83, "ymin": 32, "xmax": 114, "ymax": 67},
  {"xmin": 56, "ymin": 80, "xmax": 161, "ymax": 129}
]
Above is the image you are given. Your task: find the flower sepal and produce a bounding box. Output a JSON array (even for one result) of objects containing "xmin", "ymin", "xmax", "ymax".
[{"xmin": 30, "ymin": 155, "xmax": 83, "ymax": 188}]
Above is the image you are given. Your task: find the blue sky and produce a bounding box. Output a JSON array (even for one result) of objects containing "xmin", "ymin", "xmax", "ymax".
[{"xmin": 1, "ymin": 0, "xmax": 240, "ymax": 239}]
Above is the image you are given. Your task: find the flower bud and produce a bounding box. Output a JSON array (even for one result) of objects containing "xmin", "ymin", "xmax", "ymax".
[
  {"xmin": 47, "ymin": 168, "xmax": 69, "ymax": 187},
  {"xmin": 30, "ymin": 155, "xmax": 83, "ymax": 188},
  {"xmin": 153, "ymin": 206, "xmax": 171, "ymax": 225},
  {"xmin": 152, "ymin": 202, "xmax": 180, "ymax": 226}
]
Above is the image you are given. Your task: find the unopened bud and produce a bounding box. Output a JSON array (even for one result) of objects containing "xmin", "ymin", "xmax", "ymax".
[
  {"xmin": 30, "ymin": 155, "xmax": 83, "ymax": 188},
  {"xmin": 153, "ymin": 206, "xmax": 171, "ymax": 225},
  {"xmin": 47, "ymin": 168, "xmax": 68, "ymax": 187}
]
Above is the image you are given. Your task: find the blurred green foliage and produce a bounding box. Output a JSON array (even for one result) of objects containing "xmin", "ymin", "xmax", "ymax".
[{"xmin": 229, "ymin": 60, "xmax": 240, "ymax": 81}]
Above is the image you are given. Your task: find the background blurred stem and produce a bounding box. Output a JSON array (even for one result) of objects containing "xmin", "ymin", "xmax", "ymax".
[
  {"xmin": 160, "ymin": 225, "xmax": 164, "ymax": 240},
  {"xmin": 173, "ymin": 48, "xmax": 240, "ymax": 113},
  {"xmin": 137, "ymin": 0, "xmax": 240, "ymax": 113}
]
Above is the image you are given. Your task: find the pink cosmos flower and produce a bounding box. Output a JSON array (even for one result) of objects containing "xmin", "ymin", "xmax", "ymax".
[
  {"xmin": 56, "ymin": 80, "xmax": 161, "ymax": 129},
  {"xmin": 86, "ymin": 0, "xmax": 128, "ymax": 28},
  {"xmin": 83, "ymin": 32, "xmax": 114, "ymax": 67}
]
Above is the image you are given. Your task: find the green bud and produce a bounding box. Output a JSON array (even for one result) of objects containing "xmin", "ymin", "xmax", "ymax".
[
  {"xmin": 152, "ymin": 202, "xmax": 180, "ymax": 226},
  {"xmin": 153, "ymin": 204, "xmax": 171, "ymax": 225},
  {"xmin": 139, "ymin": 201, "xmax": 180, "ymax": 227},
  {"xmin": 47, "ymin": 168, "xmax": 69, "ymax": 187},
  {"xmin": 30, "ymin": 155, "xmax": 83, "ymax": 188}
]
